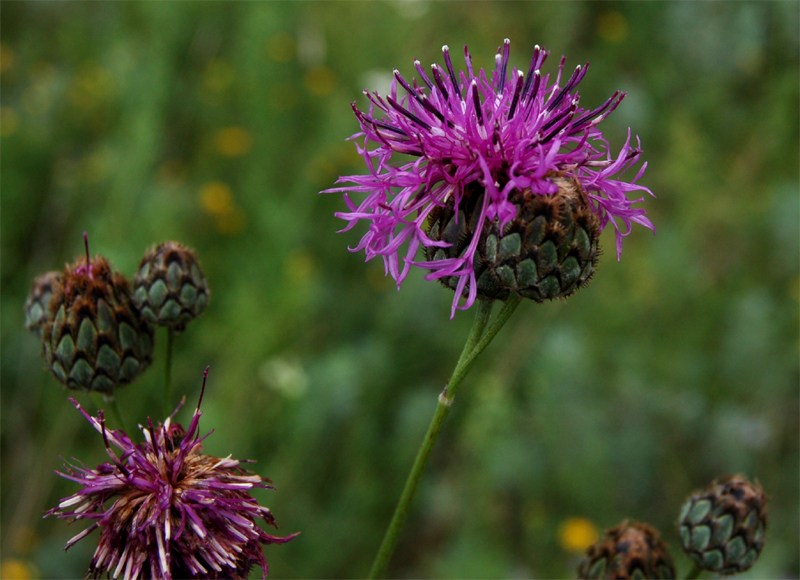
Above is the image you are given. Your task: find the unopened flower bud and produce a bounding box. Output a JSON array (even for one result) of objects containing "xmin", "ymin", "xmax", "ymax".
[
  {"xmin": 578, "ymin": 520, "xmax": 676, "ymax": 579},
  {"xmin": 43, "ymin": 235, "xmax": 154, "ymax": 392},
  {"xmin": 133, "ymin": 242, "xmax": 209, "ymax": 332},
  {"xmin": 24, "ymin": 271, "xmax": 62, "ymax": 336},
  {"xmin": 678, "ymin": 475, "xmax": 768, "ymax": 574}
]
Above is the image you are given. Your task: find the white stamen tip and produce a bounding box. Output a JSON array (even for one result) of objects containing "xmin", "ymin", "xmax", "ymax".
[
  {"xmin": 535, "ymin": 44, "xmax": 540, "ymax": 50},
  {"xmin": 60, "ymin": 495, "xmax": 83, "ymax": 508},
  {"xmin": 471, "ymin": 79, "xmax": 478, "ymax": 86},
  {"xmin": 576, "ymin": 64, "xmax": 582, "ymax": 70},
  {"xmin": 517, "ymin": 70, "xmax": 524, "ymax": 78},
  {"xmin": 442, "ymin": 45, "xmax": 449, "ymax": 53},
  {"xmin": 504, "ymin": 38, "xmax": 510, "ymax": 45},
  {"xmin": 495, "ymin": 54, "xmax": 502, "ymax": 63},
  {"xmin": 414, "ymin": 59, "xmax": 421, "ymax": 65},
  {"xmin": 534, "ymin": 70, "xmax": 541, "ymax": 76}
]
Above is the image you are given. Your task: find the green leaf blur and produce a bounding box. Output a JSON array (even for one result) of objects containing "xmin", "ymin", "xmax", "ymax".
[{"xmin": 1, "ymin": 2, "xmax": 797, "ymax": 578}]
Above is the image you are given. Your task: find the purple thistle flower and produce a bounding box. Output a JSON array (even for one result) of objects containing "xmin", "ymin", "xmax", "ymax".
[
  {"xmin": 324, "ymin": 40, "xmax": 654, "ymax": 317},
  {"xmin": 46, "ymin": 369, "xmax": 298, "ymax": 580}
]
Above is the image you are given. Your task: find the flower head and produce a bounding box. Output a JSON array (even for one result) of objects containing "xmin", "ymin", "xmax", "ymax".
[
  {"xmin": 132, "ymin": 241, "xmax": 210, "ymax": 333},
  {"xmin": 578, "ymin": 520, "xmax": 676, "ymax": 579},
  {"xmin": 47, "ymin": 369, "xmax": 297, "ymax": 580},
  {"xmin": 325, "ymin": 40, "xmax": 654, "ymax": 316},
  {"xmin": 678, "ymin": 475, "xmax": 768, "ymax": 575},
  {"xmin": 24, "ymin": 270, "xmax": 62, "ymax": 336},
  {"xmin": 43, "ymin": 245, "xmax": 154, "ymax": 393}
]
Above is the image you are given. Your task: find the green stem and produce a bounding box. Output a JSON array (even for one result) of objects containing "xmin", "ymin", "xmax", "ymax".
[
  {"xmin": 368, "ymin": 295, "xmax": 522, "ymax": 579},
  {"xmin": 164, "ymin": 329, "xmax": 174, "ymax": 417},
  {"xmin": 444, "ymin": 293, "xmax": 521, "ymax": 403},
  {"xmin": 456, "ymin": 299, "xmax": 495, "ymax": 370},
  {"xmin": 685, "ymin": 564, "xmax": 702, "ymax": 580}
]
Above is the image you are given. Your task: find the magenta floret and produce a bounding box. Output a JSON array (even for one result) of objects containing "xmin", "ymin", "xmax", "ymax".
[{"xmin": 46, "ymin": 374, "xmax": 297, "ymax": 580}]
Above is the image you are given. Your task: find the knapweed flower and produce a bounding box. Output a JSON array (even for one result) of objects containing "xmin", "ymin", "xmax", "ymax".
[
  {"xmin": 47, "ymin": 369, "xmax": 297, "ymax": 580},
  {"xmin": 324, "ymin": 40, "xmax": 654, "ymax": 317}
]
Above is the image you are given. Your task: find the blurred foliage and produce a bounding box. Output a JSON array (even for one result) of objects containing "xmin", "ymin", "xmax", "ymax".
[{"xmin": 1, "ymin": 2, "xmax": 798, "ymax": 579}]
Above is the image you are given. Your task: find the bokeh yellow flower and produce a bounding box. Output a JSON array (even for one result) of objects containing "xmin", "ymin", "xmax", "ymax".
[
  {"xmin": 1, "ymin": 107, "xmax": 19, "ymax": 137},
  {"xmin": 305, "ymin": 65, "xmax": 336, "ymax": 97},
  {"xmin": 558, "ymin": 517, "xmax": 599, "ymax": 553},
  {"xmin": 199, "ymin": 181, "xmax": 233, "ymax": 215},
  {"xmin": 198, "ymin": 181, "xmax": 247, "ymax": 235},
  {"xmin": 215, "ymin": 126, "xmax": 253, "ymax": 157},
  {"xmin": 597, "ymin": 11, "xmax": 629, "ymax": 43},
  {"xmin": 0, "ymin": 559, "xmax": 39, "ymax": 580},
  {"xmin": 267, "ymin": 32, "xmax": 296, "ymax": 63}
]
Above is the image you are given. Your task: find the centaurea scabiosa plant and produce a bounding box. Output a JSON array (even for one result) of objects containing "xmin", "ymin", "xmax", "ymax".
[
  {"xmin": 323, "ymin": 40, "xmax": 654, "ymax": 578},
  {"xmin": 325, "ymin": 39, "xmax": 653, "ymax": 318},
  {"xmin": 46, "ymin": 368, "xmax": 297, "ymax": 580}
]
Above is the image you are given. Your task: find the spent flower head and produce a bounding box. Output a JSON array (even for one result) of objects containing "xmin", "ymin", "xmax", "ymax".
[
  {"xmin": 47, "ymin": 368, "xmax": 297, "ymax": 580},
  {"xmin": 324, "ymin": 40, "xmax": 654, "ymax": 316}
]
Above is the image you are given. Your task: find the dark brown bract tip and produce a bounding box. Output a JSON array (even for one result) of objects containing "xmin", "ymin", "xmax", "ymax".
[{"xmin": 578, "ymin": 520, "xmax": 676, "ymax": 579}]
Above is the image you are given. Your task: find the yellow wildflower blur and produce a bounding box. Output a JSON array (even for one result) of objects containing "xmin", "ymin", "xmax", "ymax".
[
  {"xmin": 285, "ymin": 248, "xmax": 315, "ymax": 284},
  {"xmin": 558, "ymin": 517, "xmax": 599, "ymax": 553},
  {"xmin": 200, "ymin": 181, "xmax": 233, "ymax": 215},
  {"xmin": 68, "ymin": 64, "xmax": 115, "ymax": 111},
  {"xmin": 305, "ymin": 66, "xmax": 336, "ymax": 97},
  {"xmin": 198, "ymin": 181, "xmax": 246, "ymax": 235},
  {"xmin": 202, "ymin": 58, "xmax": 235, "ymax": 105},
  {"xmin": 0, "ymin": 559, "xmax": 39, "ymax": 580},
  {"xmin": 215, "ymin": 126, "xmax": 253, "ymax": 157},
  {"xmin": 597, "ymin": 12, "xmax": 629, "ymax": 43},
  {"xmin": 267, "ymin": 32, "xmax": 296, "ymax": 63},
  {"xmin": 1, "ymin": 107, "xmax": 19, "ymax": 137},
  {"xmin": 0, "ymin": 43, "xmax": 14, "ymax": 74}
]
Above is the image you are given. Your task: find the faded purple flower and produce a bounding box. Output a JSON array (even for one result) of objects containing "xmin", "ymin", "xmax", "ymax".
[
  {"xmin": 324, "ymin": 40, "xmax": 654, "ymax": 317},
  {"xmin": 46, "ymin": 370, "xmax": 297, "ymax": 580}
]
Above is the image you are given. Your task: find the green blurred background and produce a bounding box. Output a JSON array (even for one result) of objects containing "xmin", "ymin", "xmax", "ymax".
[{"xmin": 1, "ymin": 2, "xmax": 798, "ymax": 578}]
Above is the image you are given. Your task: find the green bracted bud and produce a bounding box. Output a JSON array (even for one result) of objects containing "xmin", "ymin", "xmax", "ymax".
[
  {"xmin": 578, "ymin": 520, "xmax": 676, "ymax": 580},
  {"xmin": 42, "ymin": 254, "xmax": 154, "ymax": 393},
  {"xmin": 678, "ymin": 475, "xmax": 768, "ymax": 575},
  {"xmin": 133, "ymin": 241, "xmax": 209, "ymax": 332},
  {"xmin": 425, "ymin": 171, "xmax": 600, "ymax": 303},
  {"xmin": 24, "ymin": 271, "xmax": 62, "ymax": 337}
]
